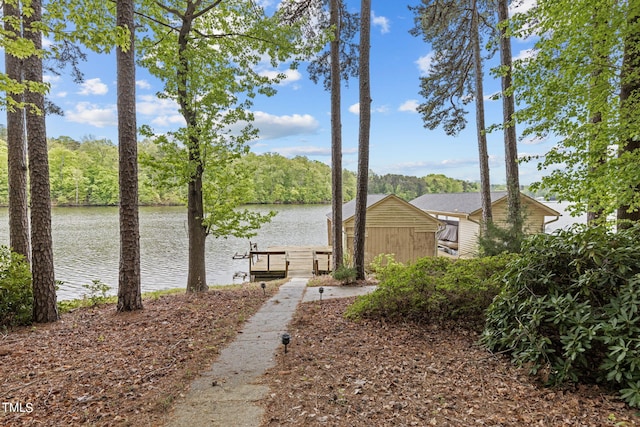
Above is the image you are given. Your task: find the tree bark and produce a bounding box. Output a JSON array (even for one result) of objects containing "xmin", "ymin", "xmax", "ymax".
[
  {"xmin": 330, "ymin": 0, "xmax": 343, "ymax": 271},
  {"xmin": 498, "ymin": 0, "xmax": 522, "ymax": 231},
  {"xmin": 4, "ymin": 0, "xmax": 30, "ymax": 262},
  {"xmin": 116, "ymin": 0, "xmax": 143, "ymax": 311},
  {"xmin": 177, "ymin": 2, "xmax": 208, "ymax": 292},
  {"xmin": 472, "ymin": 0, "xmax": 492, "ymax": 232},
  {"xmin": 353, "ymin": 0, "xmax": 371, "ymax": 281},
  {"xmin": 618, "ymin": 3, "xmax": 640, "ymax": 227},
  {"xmin": 24, "ymin": 0, "xmax": 58, "ymax": 323}
]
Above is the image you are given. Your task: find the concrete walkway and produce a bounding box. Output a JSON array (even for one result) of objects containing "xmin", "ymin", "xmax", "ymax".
[{"xmin": 164, "ymin": 279, "xmax": 376, "ymax": 427}]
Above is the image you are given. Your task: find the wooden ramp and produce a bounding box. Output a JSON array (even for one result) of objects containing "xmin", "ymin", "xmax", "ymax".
[{"xmin": 249, "ymin": 245, "xmax": 332, "ymax": 281}]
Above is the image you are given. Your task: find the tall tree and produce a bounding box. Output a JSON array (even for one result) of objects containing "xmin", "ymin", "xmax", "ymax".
[
  {"xmin": 511, "ymin": 0, "xmax": 633, "ymax": 220},
  {"xmin": 3, "ymin": 0, "xmax": 30, "ymax": 261},
  {"xmin": 330, "ymin": 0, "xmax": 344, "ymax": 271},
  {"xmin": 116, "ymin": 0, "xmax": 142, "ymax": 310},
  {"xmin": 617, "ymin": 1, "xmax": 640, "ymax": 227},
  {"xmin": 139, "ymin": 0, "xmax": 315, "ymax": 292},
  {"xmin": 24, "ymin": 0, "xmax": 58, "ymax": 322},
  {"xmin": 281, "ymin": 0, "xmax": 359, "ymax": 271},
  {"xmin": 411, "ymin": 0, "xmax": 496, "ymax": 230},
  {"xmin": 353, "ymin": 0, "xmax": 370, "ymax": 281},
  {"xmin": 496, "ymin": 0, "xmax": 522, "ymax": 234}
]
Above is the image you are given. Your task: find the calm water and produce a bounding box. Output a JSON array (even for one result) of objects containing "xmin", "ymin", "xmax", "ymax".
[
  {"xmin": 0, "ymin": 205, "xmax": 330, "ymax": 300},
  {"xmin": 0, "ymin": 201, "xmax": 581, "ymax": 301}
]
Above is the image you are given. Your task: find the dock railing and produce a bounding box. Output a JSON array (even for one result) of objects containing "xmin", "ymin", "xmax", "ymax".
[
  {"xmin": 313, "ymin": 250, "xmax": 333, "ymax": 276},
  {"xmin": 249, "ymin": 250, "xmax": 289, "ymax": 280}
]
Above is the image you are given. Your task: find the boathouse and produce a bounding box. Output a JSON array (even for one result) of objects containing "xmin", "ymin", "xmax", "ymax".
[
  {"xmin": 410, "ymin": 191, "xmax": 561, "ymax": 258},
  {"xmin": 327, "ymin": 194, "xmax": 442, "ymax": 265}
]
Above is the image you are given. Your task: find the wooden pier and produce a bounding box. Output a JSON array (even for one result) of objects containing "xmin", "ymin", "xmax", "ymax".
[{"xmin": 249, "ymin": 245, "xmax": 332, "ymax": 281}]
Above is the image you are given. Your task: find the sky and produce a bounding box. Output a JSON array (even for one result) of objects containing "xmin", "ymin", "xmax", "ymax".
[{"xmin": 19, "ymin": 0, "xmax": 548, "ymax": 185}]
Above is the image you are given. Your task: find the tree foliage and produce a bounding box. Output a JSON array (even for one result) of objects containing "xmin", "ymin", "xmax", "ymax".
[{"xmin": 513, "ymin": 0, "xmax": 640, "ymax": 220}]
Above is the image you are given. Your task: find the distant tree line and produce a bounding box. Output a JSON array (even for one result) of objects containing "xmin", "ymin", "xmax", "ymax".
[{"xmin": 0, "ymin": 134, "xmax": 490, "ymax": 206}]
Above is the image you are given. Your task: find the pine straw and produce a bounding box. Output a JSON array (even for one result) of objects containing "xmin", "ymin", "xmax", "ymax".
[
  {"xmin": 0, "ymin": 283, "xmax": 278, "ymax": 427},
  {"xmin": 259, "ymin": 298, "xmax": 640, "ymax": 427}
]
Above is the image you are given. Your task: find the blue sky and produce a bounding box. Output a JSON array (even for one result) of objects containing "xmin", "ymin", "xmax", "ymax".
[{"xmin": 31, "ymin": 0, "xmax": 547, "ymax": 185}]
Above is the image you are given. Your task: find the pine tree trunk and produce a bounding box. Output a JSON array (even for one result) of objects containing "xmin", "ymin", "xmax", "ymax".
[
  {"xmin": 116, "ymin": 0, "xmax": 142, "ymax": 311},
  {"xmin": 498, "ymin": 0, "xmax": 522, "ymax": 231},
  {"xmin": 4, "ymin": 0, "xmax": 30, "ymax": 262},
  {"xmin": 618, "ymin": 4, "xmax": 640, "ymax": 227},
  {"xmin": 24, "ymin": 0, "xmax": 58, "ymax": 323},
  {"xmin": 472, "ymin": 0, "xmax": 492, "ymax": 232},
  {"xmin": 353, "ymin": 0, "xmax": 371, "ymax": 281},
  {"xmin": 330, "ymin": 0, "xmax": 343, "ymax": 271}
]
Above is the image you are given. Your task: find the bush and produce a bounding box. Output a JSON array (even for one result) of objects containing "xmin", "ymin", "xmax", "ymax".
[
  {"xmin": 480, "ymin": 223, "xmax": 640, "ymax": 407},
  {"xmin": 333, "ymin": 265, "xmax": 357, "ymax": 284},
  {"xmin": 0, "ymin": 246, "xmax": 33, "ymax": 327},
  {"xmin": 345, "ymin": 253, "xmax": 515, "ymax": 328}
]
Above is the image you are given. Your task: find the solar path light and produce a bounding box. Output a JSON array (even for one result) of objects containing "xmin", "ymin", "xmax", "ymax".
[
  {"xmin": 319, "ymin": 286, "xmax": 324, "ymax": 302},
  {"xmin": 261, "ymin": 282, "xmax": 266, "ymax": 296},
  {"xmin": 281, "ymin": 332, "xmax": 291, "ymax": 354}
]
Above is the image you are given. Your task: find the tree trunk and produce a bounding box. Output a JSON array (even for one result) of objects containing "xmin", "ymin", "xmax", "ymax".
[
  {"xmin": 498, "ymin": 0, "xmax": 522, "ymax": 232},
  {"xmin": 472, "ymin": 0, "xmax": 492, "ymax": 232},
  {"xmin": 177, "ymin": 4, "xmax": 208, "ymax": 292},
  {"xmin": 330, "ymin": 0, "xmax": 343, "ymax": 271},
  {"xmin": 618, "ymin": 3, "xmax": 640, "ymax": 227},
  {"xmin": 116, "ymin": 0, "xmax": 142, "ymax": 311},
  {"xmin": 4, "ymin": 0, "xmax": 30, "ymax": 262},
  {"xmin": 24, "ymin": 0, "xmax": 58, "ymax": 323},
  {"xmin": 353, "ymin": 0, "xmax": 371, "ymax": 281}
]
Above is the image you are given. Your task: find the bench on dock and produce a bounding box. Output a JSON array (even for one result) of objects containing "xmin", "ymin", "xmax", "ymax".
[
  {"xmin": 313, "ymin": 250, "xmax": 333, "ymax": 276},
  {"xmin": 249, "ymin": 250, "xmax": 289, "ymax": 281}
]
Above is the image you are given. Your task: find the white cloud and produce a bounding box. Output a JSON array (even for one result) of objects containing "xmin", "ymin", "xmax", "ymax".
[
  {"xmin": 348, "ymin": 102, "xmax": 389, "ymax": 115},
  {"xmin": 78, "ymin": 78, "xmax": 108, "ymax": 96},
  {"xmin": 509, "ymin": 0, "xmax": 536, "ymax": 16},
  {"xmin": 136, "ymin": 80, "xmax": 152, "ymax": 90},
  {"xmin": 372, "ymin": 11, "xmax": 390, "ymax": 34},
  {"xmin": 269, "ymin": 145, "xmax": 357, "ymax": 157},
  {"xmin": 136, "ymin": 94, "xmax": 185, "ymax": 128},
  {"xmin": 416, "ymin": 52, "xmax": 435, "ymax": 76},
  {"xmin": 44, "ymin": 75, "xmax": 61, "ymax": 84},
  {"xmin": 258, "ymin": 69, "xmax": 303, "ymax": 86},
  {"xmin": 66, "ymin": 102, "xmax": 117, "ymax": 128},
  {"xmin": 514, "ymin": 48, "xmax": 537, "ymax": 62},
  {"xmin": 399, "ymin": 99, "xmax": 419, "ymax": 113},
  {"xmin": 56, "ymin": 91, "xmax": 68, "ymax": 98},
  {"xmin": 253, "ymin": 111, "xmax": 319, "ymax": 139}
]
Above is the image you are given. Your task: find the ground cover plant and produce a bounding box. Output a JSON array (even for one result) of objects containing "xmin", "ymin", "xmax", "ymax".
[{"xmin": 481, "ymin": 223, "xmax": 640, "ymax": 407}]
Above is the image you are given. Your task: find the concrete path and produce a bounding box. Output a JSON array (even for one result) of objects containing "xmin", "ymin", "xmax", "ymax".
[{"xmin": 164, "ymin": 279, "xmax": 377, "ymax": 427}]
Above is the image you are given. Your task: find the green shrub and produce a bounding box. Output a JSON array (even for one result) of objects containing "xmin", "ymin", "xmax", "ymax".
[
  {"xmin": 346, "ymin": 253, "xmax": 515, "ymax": 328},
  {"xmin": 0, "ymin": 246, "xmax": 33, "ymax": 327},
  {"xmin": 82, "ymin": 279, "xmax": 112, "ymax": 306},
  {"xmin": 333, "ymin": 265, "xmax": 357, "ymax": 284},
  {"xmin": 481, "ymin": 223, "xmax": 640, "ymax": 407}
]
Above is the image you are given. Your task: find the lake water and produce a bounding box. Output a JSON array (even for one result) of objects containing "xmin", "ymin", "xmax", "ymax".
[
  {"xmin": 0, "ymin": 204, "xmax": 330, "ymax": 300},
  {"xmin": 0, "ymin": 201, "xmax": 582, "ymax": 301}
]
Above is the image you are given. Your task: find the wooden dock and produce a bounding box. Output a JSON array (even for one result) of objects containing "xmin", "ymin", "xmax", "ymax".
[{"xmin": 249, "ymin": 245, "xmax": 332, "ymax": 281}]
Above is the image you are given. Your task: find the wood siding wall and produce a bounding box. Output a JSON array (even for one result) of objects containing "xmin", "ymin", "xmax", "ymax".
[{"xmin": 338, "ymin": 196, "xmax": 440, "ymax": 265}]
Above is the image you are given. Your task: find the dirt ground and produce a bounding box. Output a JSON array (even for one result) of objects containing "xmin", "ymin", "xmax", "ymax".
[
  {"xmin": 0, "ymin": 283, "xmax": 279, "ymax": 427},
  {"xmin": 1, "ymin": 282, "xmax": 639, "ymax": 427},
  {"xmin": 258, "ymin": 297, "xmax": 640, "ymax": 427}
]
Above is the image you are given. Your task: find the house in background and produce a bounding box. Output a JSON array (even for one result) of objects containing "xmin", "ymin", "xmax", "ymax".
[
  {"xmin": 327, "ymin": 194, "xmax": 442, "ymax": 265},
  {"xmin": 410, "ymin": 191, "xmax": 561, "ymax": 258}
]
